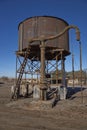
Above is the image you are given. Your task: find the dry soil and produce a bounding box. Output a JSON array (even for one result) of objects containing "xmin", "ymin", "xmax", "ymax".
[{"xmin": 0, "ymin": 81, "xmax": 87, "ymax": 130}]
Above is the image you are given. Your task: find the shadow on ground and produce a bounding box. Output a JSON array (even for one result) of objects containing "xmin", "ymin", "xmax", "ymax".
[{"xmin": 67, "ymin": 86, "xmax": 86, "ymax": 99}]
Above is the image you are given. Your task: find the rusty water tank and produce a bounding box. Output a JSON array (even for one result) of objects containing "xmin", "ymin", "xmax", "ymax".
[{"xmin": 18, "ymin": 16, "xmax": 70, "ymax": 60}]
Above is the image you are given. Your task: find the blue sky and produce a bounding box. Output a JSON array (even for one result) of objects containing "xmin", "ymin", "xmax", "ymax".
[{"xmin": 0, "ymin": 0, "xmax": 87, "ymax": 77}]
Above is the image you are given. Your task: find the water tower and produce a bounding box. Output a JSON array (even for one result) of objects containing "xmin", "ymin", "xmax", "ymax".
[{"xmin": 13, "ymin": 16, "xmax": 80, "ymax": 100}]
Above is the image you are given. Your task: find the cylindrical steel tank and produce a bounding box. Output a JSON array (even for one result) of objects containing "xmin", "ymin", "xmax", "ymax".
[{"xmin": 18, "ymin": 16, "xmax": 70, "ymax": 59}]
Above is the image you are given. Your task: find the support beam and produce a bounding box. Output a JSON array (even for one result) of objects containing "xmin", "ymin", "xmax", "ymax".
[
  {"xmin": 56, "ymin": 55, "xmax": 58, "ymax": 84},
  {"xmin": 61, "ymin": 51, "xmax": 66, "ymax": 87}
]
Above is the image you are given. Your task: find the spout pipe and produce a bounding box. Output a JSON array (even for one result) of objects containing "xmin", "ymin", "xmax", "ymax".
[{"xmin": 29, "ymin": 25, "xmax": 80, "ymax": 43}]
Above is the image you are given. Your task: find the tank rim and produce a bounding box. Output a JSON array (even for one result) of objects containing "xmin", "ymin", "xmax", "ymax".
[{"xmin": 18, "ymin": 15, "xmax": 69, "ymax": 30}]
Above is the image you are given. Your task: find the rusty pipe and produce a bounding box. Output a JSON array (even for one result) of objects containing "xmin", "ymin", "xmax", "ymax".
[{"xmin": 29, "ymin": 25, "xmax": 80, "ymax": 43}]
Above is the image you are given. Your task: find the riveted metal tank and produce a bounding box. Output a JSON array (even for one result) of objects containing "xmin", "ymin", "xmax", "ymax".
[{"xmin": 18, "ymin": 16, "xmax": 70, "ymax": 60}]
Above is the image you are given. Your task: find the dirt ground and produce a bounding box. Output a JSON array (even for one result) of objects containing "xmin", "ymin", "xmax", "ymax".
[{"xmin": 0, "ymin": 81, "xmax": 87, "ymax": 130}]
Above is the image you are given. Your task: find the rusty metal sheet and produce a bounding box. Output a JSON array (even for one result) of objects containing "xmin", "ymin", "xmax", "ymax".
[{"xmin": 18, "ymin": 16, "xmax": 70, "ymax": 59}]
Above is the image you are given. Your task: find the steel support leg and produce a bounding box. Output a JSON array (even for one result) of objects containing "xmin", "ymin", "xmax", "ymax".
[{"xmin": 61, "ymin": 51, "xmax": 66, "ymax": 87}]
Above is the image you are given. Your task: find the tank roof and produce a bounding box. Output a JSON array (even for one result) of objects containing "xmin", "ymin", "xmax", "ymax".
[{"xmin": 18, "ymin": 16, "xmax": 69, "ymax": 29}]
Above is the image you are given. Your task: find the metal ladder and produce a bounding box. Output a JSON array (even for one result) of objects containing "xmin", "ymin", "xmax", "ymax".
[{"xmin": 13, "ymin": 46, "xmax": 31, "ymax": 99}]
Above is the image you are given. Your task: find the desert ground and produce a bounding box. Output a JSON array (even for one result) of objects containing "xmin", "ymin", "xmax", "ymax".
[{"xmin": 0, "ymin": 79, "xmax": 87, "ymax": 130}]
